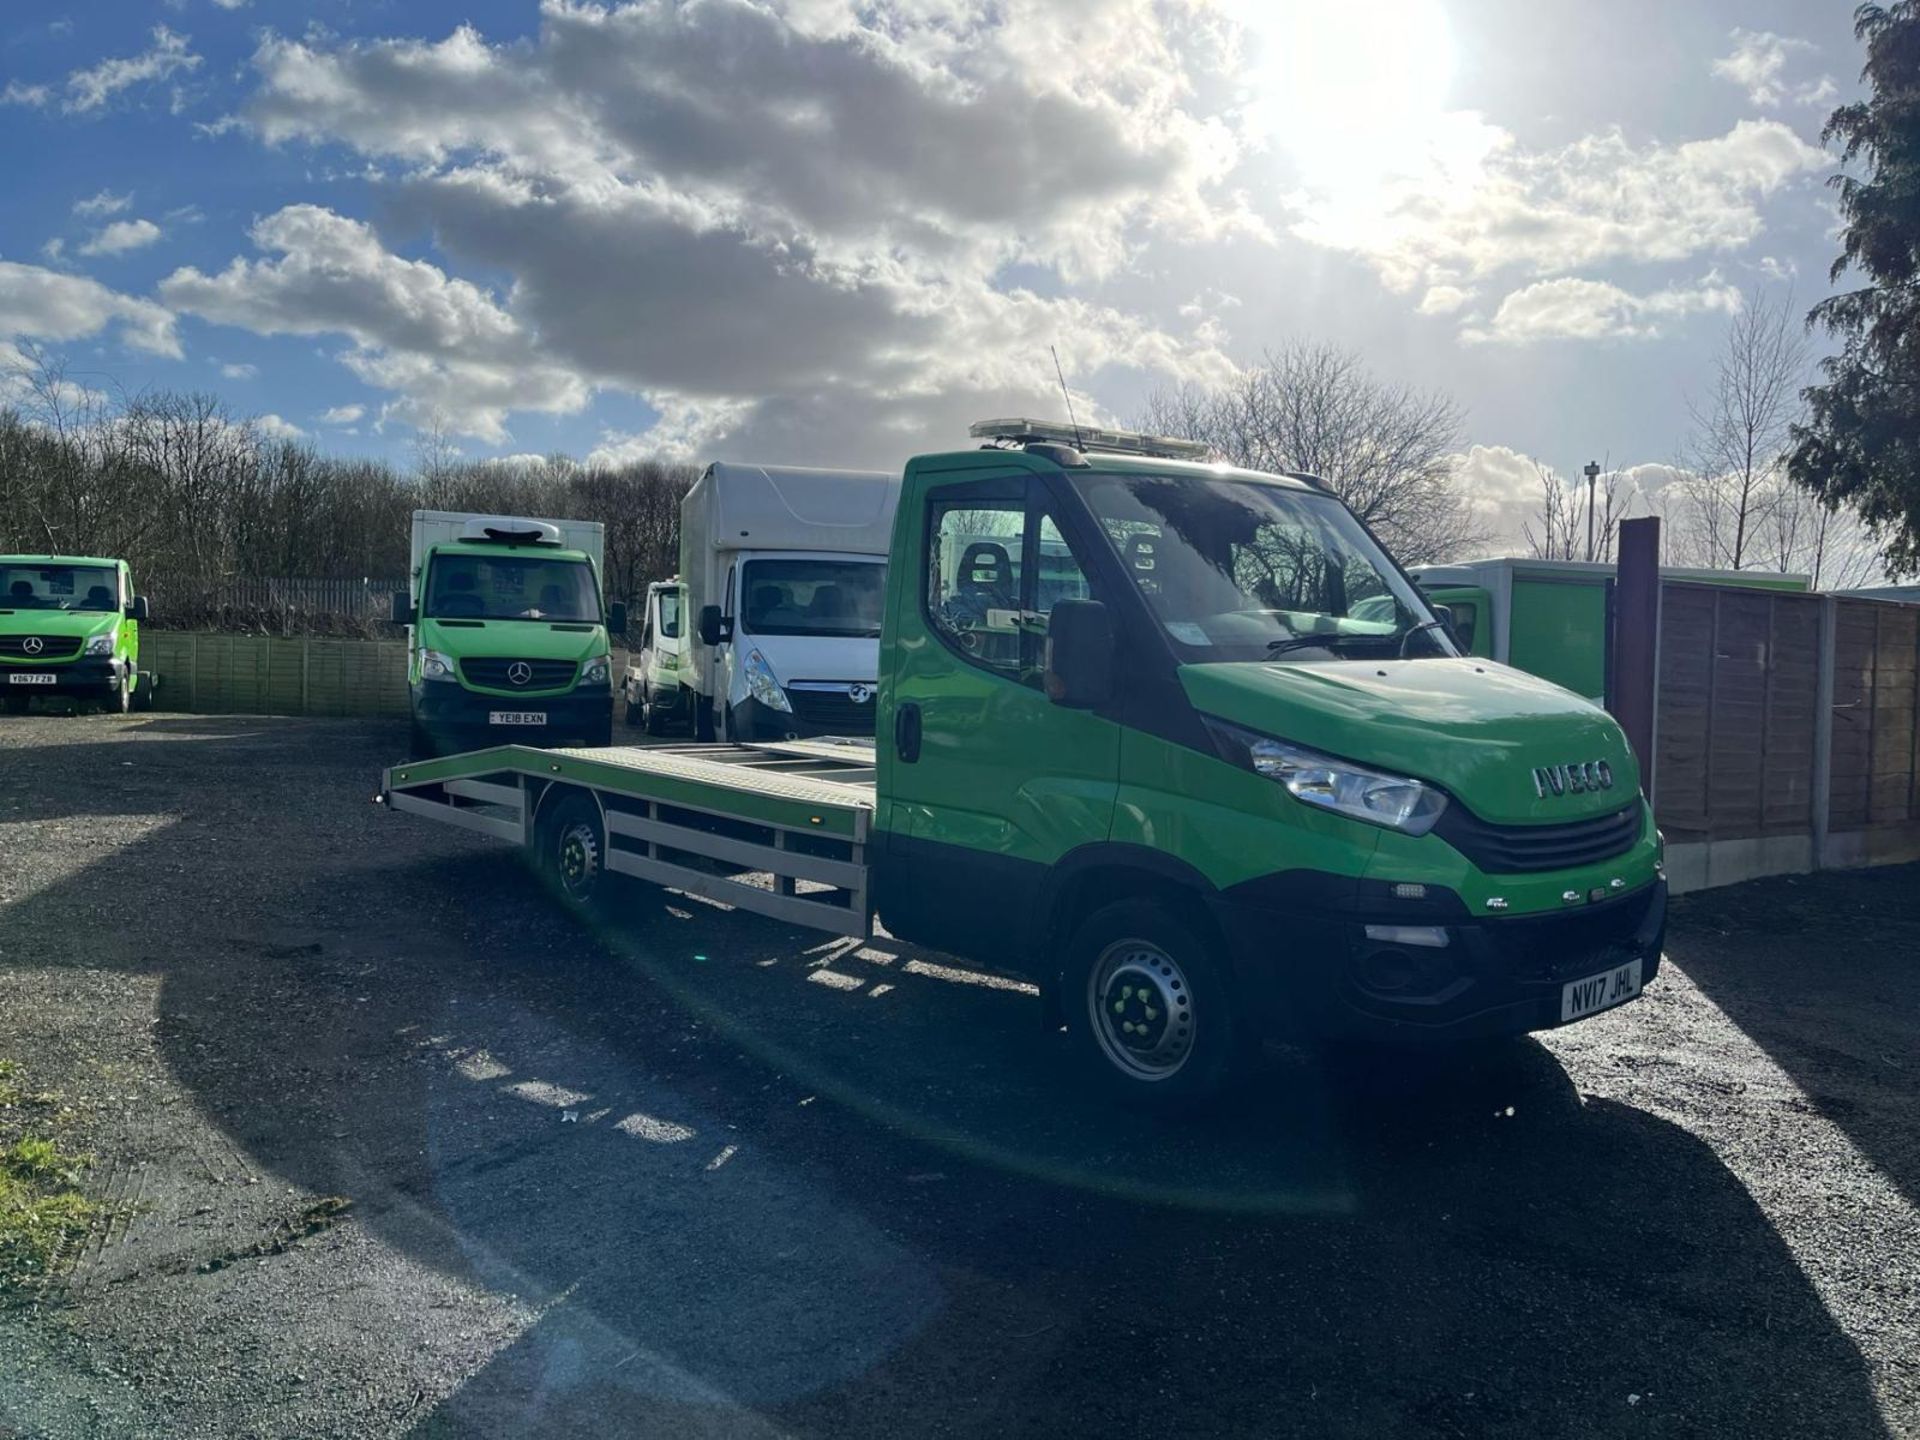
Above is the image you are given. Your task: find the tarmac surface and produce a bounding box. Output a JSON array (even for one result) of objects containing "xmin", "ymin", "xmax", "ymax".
[{"xmin": 0, "ymin": 712, "xmax": 1915, "ymax": 1438}]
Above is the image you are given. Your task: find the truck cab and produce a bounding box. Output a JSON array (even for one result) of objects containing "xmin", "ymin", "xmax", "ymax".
[
  {"xmin": 395, "ymin": 514, "xmax": 624, "ymax": 755},
  {"xmin": 0, "ymin": 555, "xmax": 152, "ymax": 715},
  {"xmin": 622, "ymin": 579, "xmax": 689, "ymax": 734}
]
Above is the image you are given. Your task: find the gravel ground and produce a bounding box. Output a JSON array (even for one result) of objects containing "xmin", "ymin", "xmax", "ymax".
[{"xmin": 0, "ymin": 712, "xmax": 1915, "ymax": 1439}]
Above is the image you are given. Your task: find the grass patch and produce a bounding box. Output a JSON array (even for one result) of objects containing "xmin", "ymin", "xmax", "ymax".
[{"xmin": 0, "ymin": 1063, "xmax": 99, "ymax": 1295}]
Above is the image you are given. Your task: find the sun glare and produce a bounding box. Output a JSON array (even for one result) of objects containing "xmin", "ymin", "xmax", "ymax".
[{"xmin": 1233, "ymin": 0, "xmax": 1459, "ymax": 186}]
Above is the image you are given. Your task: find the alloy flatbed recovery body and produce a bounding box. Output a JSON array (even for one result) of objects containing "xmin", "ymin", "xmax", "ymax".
[
  {"xmin": 384, "ymin": 419, "xmax": 1667, "ymax": 1103},
  {"xmin": 384, "ymin": 737, "xmax": 878, "ymax": 935}
]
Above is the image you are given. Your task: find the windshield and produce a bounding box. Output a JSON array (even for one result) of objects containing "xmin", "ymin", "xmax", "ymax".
[
  {"xmin": 657, "ymin": 589, "xmax": 682, "ymax": 639},
  {"xmin": 424, "ymin": 552, "xmax": 602, "ymax": 622},
  {"xmin": 0, "ymin": 564, "xmax": 119, "ymax": 612},
  {"xmin": 739, "ymin": 559, "xmax": 884, "ymax": 638},
  {"xmin": 1073, "ymin": 473, "xmax": 1452, "ymax": 663}
]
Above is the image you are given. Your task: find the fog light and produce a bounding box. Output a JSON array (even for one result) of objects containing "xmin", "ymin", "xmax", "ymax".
[
  {"xmin": 1391, "ymin": 882, "xmax": 1427, "ymax": 900},
  {"xmin": 1364, "ymin": 924, "xmax": 1449, "ymax": 949}
]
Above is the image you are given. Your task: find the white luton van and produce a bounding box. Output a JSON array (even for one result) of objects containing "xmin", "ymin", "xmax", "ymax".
[{"xmin": 682, "ymin": 463, "xmax": 899, "ymax": 742}]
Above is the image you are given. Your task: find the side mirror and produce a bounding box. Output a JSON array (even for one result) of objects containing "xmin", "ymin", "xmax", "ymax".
[
  {"xmin": 127, "ymin": 595, "xmax": 149, "ymax": 623},
  {"xmin": 697, "ymin": 604, "xmax": 729, "ymax": 647},
  {"xmin": 607, "ymin": 601, "xmax": 628, "ymax": 637},
  {"xmin": 391, "ymin": 591, "xmax": 415, "ymax": 627},
  {"xmin": 1044, "ymin": 599, "xmax": 1114, "ymax": 708}
]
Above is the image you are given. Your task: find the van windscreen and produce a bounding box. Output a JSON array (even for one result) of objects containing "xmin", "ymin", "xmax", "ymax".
[{"xmin": 425, "ymin": 554, "xmax": 601, "ymax": 622}]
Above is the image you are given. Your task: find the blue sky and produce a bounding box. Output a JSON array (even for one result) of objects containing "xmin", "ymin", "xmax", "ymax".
[{"xmin": 0, "ymin": 0, "xmax": 1869, "ymax": 545}]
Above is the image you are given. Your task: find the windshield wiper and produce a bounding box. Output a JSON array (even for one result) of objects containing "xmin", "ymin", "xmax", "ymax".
[
  {"xmin": 1266, "ymin": 633, "xmax": 1364, "ymax": 655},
  {"xmin": 1398, "ymin": 618, "xmax": 1448, "ymax": 658}
]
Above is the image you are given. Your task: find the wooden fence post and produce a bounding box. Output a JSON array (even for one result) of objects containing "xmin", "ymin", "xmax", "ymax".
[
  {"xmin": 1812, "ymin": 594, "xmax": 1838, "ymax": 871},
  {"xmin": 1611, "ymin": 516, "xmax": 1662, "ymax": 801}
]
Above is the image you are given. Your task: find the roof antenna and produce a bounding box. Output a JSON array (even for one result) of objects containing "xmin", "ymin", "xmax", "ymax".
[{"xmin": 1050, "ymin": 345, "xmax": 1085, "ymax": 450}]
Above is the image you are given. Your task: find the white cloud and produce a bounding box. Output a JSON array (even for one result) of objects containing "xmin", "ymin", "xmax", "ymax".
[
  {"xmin": 220, "ymin": 361, "xmax": 256, "ymax": 379},
  {"xmin": 160, "ymin": 205, "xmax": 591, "ymax": 444},
  {"xmin": 78, "ymin": 219, "xmax": 163, "ymax": 257},
  {"xmin": 1711, "ymin": 30, "xmax": 1835, "ymax": 110},
  {"xmin": 319, "ymin": 403, "xmax": 364, "ymax": 425},
  {"xmin": 1417, "ymin": 285, "xmax": 1472, "ymax": 316},
  {"xmin": 212, "ymin": 0, "xmax": 251, "ymax": 9},
  {"xmin": 161, "ymin": 7, "xmax": 1241, "ymax": 458},
  {"xmin": 1451, "ymin": 444, "xmax": 1553, "ymax": 552},
  {"xmin": 74, "ymin": 189, "xmax": 132, "ymax": 218},
  {"xmin": 254, "ymin": 412, "xmax": 306, "ymax": 440},
  {"xmin": 40, "ymin": 238, "xmax": 65, "ymax": 263},
  {"xmin": 0, "ymin": 260, "xmax": 181, "ymax": 359},
  {"xmin": 1291, "ymin": 118, "xmax": 1825, "ymax": 297},
  {"xmin": 61, "ymin": 25, "xmax": 202, "ymax": 113},
  {"xmin": 1, "ymin": 81, "xmax": 52, "ymax": 108},
  {"xmin": 1462, "ymin": 275, "xmax": 1742, "ymax": 345}
]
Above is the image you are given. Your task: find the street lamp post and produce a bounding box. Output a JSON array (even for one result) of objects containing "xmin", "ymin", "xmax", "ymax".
[{"xmin": 1583, "ymin": 460, "xmax": 1601, "ymax": 562}]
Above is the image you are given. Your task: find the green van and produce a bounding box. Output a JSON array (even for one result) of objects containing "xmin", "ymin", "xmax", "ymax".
[{"xmin": 0, "ymin": 555, "xmax": 152, "ymax": 714}]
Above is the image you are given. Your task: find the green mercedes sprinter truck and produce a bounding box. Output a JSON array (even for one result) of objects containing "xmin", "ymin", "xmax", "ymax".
[
  {"xmin": 1, "ymin": 555, "xmax": 152, "ymax": 714},
  {"xmin": 385, "ymin": 422, "xmax": 1665, "ymax": 1102},
  {"xmin": 393, "ymin": 512, "xmax": 625, "ymax": 755}
]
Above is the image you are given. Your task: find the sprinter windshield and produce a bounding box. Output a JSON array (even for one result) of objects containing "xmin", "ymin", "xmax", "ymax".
[
  {"xmin": 1073, "ymin": 473, "xmax": 1453, "ymax": 663},
  {"xmin": 425, "ymin": 553, "xmax": 602, "ymax": 622},
  {"xmin": 0, "ymin": 564, "xmax": 119, "ymax": 611},
  {"xmin": 740, "ymin": 559, "xmax": 884, "ymax": 638}
]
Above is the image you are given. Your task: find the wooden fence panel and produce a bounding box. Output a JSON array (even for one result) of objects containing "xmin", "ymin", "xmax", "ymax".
[
  {"xmin": 139, "ymin": 631, "xmax": 407, "ymax": 719},
  {"xmin": 1762, "ymin": 596, "xmax": 1823, "ymax": 834},
  {"xmin": 1831, "ymin": 601, "xmax": 1883, "ymax": 832},
  {"xmin": 1870, "ymin": 605, "xmax": 1917, "ymax": 824},
  {"xmin": 1654, "ymin": 586, "xmax": 1715, "ymax": 839}
]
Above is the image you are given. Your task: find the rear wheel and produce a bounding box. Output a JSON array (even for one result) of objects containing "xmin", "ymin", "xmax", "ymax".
[
  {"xmin": 132, "ymin": 670, "xmax": 157, "ymax": 711},
  {"xmin": 539, "ymin": 791, "xmax": 608, "ymax": 913},
  {"xmin": 1064, "ymin": 899, "xmax": 1242, "ymax": 1106}
]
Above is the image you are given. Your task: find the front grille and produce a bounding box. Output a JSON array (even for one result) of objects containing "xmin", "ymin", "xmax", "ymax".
[
  {"xmin": 461, "ymin": 657, "xmax": 578, "ymax": 691},
  {"xmin": 0, "ymin": 635, "xmax": 82, "ymax": 660},
  {"xmin": 1434, "ymin": 801, "xmax": 1641, "ymax": 874},
  {"xmin": 1482, "ymin": 885, "xmax": 1660, "ymax": 984},
  {"xmin": 786, "ymin": 686, "xmax": 877, "ymax": 735}
]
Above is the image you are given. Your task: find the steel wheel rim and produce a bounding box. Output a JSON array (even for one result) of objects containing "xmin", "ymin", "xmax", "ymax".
[
  {"xmin": 1088, "ymin": 938, "xmax": 1195, "ymax": 1081},
  {"xmin": 557, "ymin": 820, "xmax": 600, "ymax": 900}
]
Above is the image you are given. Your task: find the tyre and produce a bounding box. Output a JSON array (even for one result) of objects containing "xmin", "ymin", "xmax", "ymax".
[
  {"xmin": 538, "ymin": 790, "xmax": 608, "ymax": 914},
  {"xmin": 132, "ymin": 670, "xmax": 157, "ymax": 711},
  {"xmin": 643, "ymin": 683, "xmax": 672, "ymax": 736},
  {"xmin": 623, "ymin": 687, "xmax": 644, "ymax": 728},
  {"xmin": 1063, "ymin": 899, "xmax": 1243, "ymax": 1106},
  {"xmin": 105, "ymin": 672, "xmax": 130, "ymax": 715}
]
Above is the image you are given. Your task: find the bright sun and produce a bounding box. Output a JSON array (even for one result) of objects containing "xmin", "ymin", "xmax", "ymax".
[{"xmin": 1230, "ymin": 0, "xmax": 1460, "ymax": 188}]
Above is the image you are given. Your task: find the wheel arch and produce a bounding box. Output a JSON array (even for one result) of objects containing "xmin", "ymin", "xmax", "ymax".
[{"xmin": 1038, "ymin": 844, "xmax": 1223, "ymax": 977}]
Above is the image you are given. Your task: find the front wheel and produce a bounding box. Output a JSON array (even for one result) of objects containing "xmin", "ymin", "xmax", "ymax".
[
  {"xmin": 1063, "ymin": 899, "xmax": 1243, "ymax": 1106},
  {"xmin": 105, "ymin": 672, "xmax": 131, "ymax": 715}
]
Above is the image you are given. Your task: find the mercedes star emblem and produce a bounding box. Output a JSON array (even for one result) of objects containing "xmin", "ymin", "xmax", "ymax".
[
  {"xmin": 507, "ymin": 661, "xmax": 534, "ymax": 686},
  {"xmin": 22, "ymin": 637, "xmax": 43, "ymax": 655}
]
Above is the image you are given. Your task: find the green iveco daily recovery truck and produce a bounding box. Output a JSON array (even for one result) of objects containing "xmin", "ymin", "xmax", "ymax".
[
  {"xmin": 1, "ymin": 555, "xmax": 153, "ymax": 714},
  {"xmin": 394, "ymin": 512, "xmax": 625, "ymax": 755},
  {"xmin": 383, "ymin": 422, "xmax": 1664, "ymax": 1102}
]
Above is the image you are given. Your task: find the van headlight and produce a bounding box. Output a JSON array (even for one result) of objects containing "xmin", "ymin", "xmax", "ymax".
[
  {"xmin": 1203, "ymin": 717, "xmax": 1448, "ymax": 835},
  {"xmin": 84, "ymin": 633, "xmax": 116, "ymax": 656},
  {"xmin": 581, "ymin": 654, "xmax": 611, "ymax": 686},
  {"xmin": 743, "ymin": 648, "xmax": 792, "ymax": 713},
  {"xmin": 419, "ymin": 648, "xmax": 457, "ymax": 682}
]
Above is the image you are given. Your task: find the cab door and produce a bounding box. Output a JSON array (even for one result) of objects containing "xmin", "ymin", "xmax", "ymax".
[{"xmin": 880, "ymin": 472, "xmax": 1120, "ymax": 956}]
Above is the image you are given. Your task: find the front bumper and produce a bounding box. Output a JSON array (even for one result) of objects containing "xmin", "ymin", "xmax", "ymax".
[
  {"xmin": 1, "ymin": 656, "xmax": 126, "ymax": 698},
  {"xmin": 413, "ymin": 682, "xmax": 612, "ymax": 748},
  {"xmin": 1210, "ymin": 874, "xmax": 1667, "ymax": 1046},
  {"xmin": 728, "ymin": 694, "xmax": 876, "ymax": 741}
]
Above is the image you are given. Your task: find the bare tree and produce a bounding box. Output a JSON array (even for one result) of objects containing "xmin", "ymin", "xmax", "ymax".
[
  {"xmin": 1523, "ymin": 461, "xmax": 1635, "ymax": 563},
  {"xmin": 1671, "ymin": 288, "xmax": 1809, "ymax": 570},
  {"xmin": 1140, "ymin": 341, "xmax": 1488, "ymax": 562}
]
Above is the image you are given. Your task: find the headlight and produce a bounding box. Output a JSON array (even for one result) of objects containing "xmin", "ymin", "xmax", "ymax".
[
  {"xmin": 1203, "ymin": 716, "xmax": 1447, "ymax": 835},
  {"xmin": 419, "ymin": 648, "xmax": 457, "ymax": 682},
  {"xmin": 84, "ymin": 633, "xmax": 116, "ymax": 656},
  {"xmin": 582, "ymin": 654, "xmax": 611, "ymax": 686},
  {"xmin": 743, "ymin": 648, "xmax": 792, "ymax": 712}
]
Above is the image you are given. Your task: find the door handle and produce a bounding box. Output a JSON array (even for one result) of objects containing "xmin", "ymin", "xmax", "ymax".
[{"xmin": 895, "ymin": 701, "xmax": 922, "ymax": 763}]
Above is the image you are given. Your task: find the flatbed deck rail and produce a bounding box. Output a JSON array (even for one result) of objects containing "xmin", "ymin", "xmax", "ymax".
[{"xmin": 381, "ymin": 739, "xmax": 878, "ymax": 936}]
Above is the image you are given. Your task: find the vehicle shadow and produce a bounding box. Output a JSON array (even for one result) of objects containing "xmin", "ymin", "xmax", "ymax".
[
  {"xmin": 0, "ymin": 718, "xmax": 1894, "ymax": 1438},
  {"xmin": 1662, "ymin": 866, "xmax": 1920, "ymax": 1212}
]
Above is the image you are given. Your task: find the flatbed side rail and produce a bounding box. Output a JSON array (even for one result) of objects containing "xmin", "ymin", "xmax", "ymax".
[{"xmin": 381, "ymin": 748, "xmax": 872, "ymax": 939}]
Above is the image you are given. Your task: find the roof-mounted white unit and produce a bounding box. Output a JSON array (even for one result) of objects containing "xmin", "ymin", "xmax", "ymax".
[
  {"xmin": 968, "ymin": 417, "xmax": 1213, "ymax": 462},
  {"xmin": 458, "ymin": 517, "xmax": 563, "ymax": 547}
]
